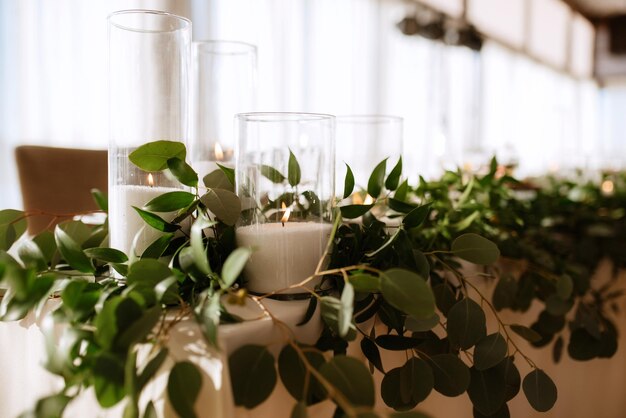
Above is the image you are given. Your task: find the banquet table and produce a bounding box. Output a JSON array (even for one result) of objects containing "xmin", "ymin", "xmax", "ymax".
[{"xmin": 2, "ymin": 260, "xmax": 626, "ymax": 418}]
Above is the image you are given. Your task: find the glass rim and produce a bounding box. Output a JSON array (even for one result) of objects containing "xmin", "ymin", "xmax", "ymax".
[
  {"xmin": 336, "ymin": 115, "xmax": 403, "ymax": 124},
  {"xmin": 108, "ymin": 9, "xmax": 191, "ymax": 34},
  {"xmin": 193, "ymin": 40, "xmax": 257, "ymax": 56},
  {"xmin": 236, "ymin": 112, "xmax": 335, "ymax": 123}
]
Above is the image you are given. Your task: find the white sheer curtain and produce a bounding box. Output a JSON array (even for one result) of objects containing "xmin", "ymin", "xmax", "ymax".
[{"xmin": 0, "ymin": 0, "xmax": 601, "ymax": 209}]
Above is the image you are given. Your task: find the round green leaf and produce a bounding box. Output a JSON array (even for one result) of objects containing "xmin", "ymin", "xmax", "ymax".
[
  {"xmin": 167, "ymin": 361, "xmax": 202, "ymax": 418},
  {"xmin": 143, "ymin": 191, "xmax": 196, "ymax": 212},
  {"xmin": 129, "ymin": 140, "xmax": 187, "ymax": 171},
  {"xmin": 203, "ymin": 169, "xmax": 234, "ymax": 191},
  {"xmin": 473, "ymin": 333, "xmax": 508, "ymax": 371},
  {"xmin": 200, "ymin": 188, "xmax": 241, "ymax": 226},
  {"xmin": 402, "ymin": 358, "xmax": 434, "ymax": 405},
  {"xmin": 446, "ymin": 298, "xmax": 486, "ymax": 349},
  {"xmin": 229, "ymin": 345, "xmax": 277, "ymax": 409},
  {"xmin": 429, "ymin": 354, "xmax": 470, "ymax": 397},
  {"xmin": 319, "ymin": 355, "xmax": 375, "ymax": 407},
  {"xmin": 467, "ymin": 366, "xmax": 506, "ymax": 415},
  {"xmin": 473, "ymin": 404, "xmax": 510, "ymax": 418},
  {"xmin": 493, "ymin": 275, "xmax": 518, "ymax": 311},
  {"xmin": 405, "ymin": 313, "xmax": 440, "ymax": 332},
  {"xmin": 496, "ymin": 357, "xmax": 521, "ymax": 402},
  {"xmin": 451, "ymin": 233, "xmax": 500, "ymax": 265},
  {"xmin": 349, "ymin": 273, "xmax": 381, "ymax": 293},
  {"xmin": 380, "ymin": 268, "xmax": 435, "ymax": 320},
  {"xmin": 278, "ymin": 344, "xmax": 326, "ymax": 404},
  {"xmin": 522, "ymin": 369, "xmax": 557, "ymax": 412}
]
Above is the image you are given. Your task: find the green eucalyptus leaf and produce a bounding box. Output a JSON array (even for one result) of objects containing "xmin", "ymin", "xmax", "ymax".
[
  {"xmin": 467, "ymin": 366, "xmax": 507, "ymax": 416},
  {"xmin": 349, "ymin": 273, "xmax": 381, "ymax": 293},
  {"xmin": 451, "ymin": 233, "xmax": 500, "ymax": 265},
  {"xmin": 167, "ymin": 361, "xmax": 202, "ymax": 418},
  {"xmin": 509, "ymin": 324, "xmax": 542, "ymax": 343},
  {"xmin": 129, "ymin": 141, "xmax": 186, "ymax": 171},
  {"xmin": 221, "ymin": 247, "xmax": 252, "ymax": 288},
  {"xmin": 126, "ymin": 259, "xmax": 177, "ymax": 304},
  {"xmin": 375, "ymin": 335, "xmax": 422, "ymax": 351},
  {"xmin": 93, "ymin": 352, "xmax": 125, "ymax": 408},
  {"xmin": 91, "ymin": 188, "xmax": 109, "ymax": 212},
  {"xmin": 33, "ymin": 230, "xmax": 57, "ymax": 264},
  {"xmin": 474, "ymin": 333, "xmax": 508, "ymax": 371},
  {"xmin": 190, "ymin": 216, "xmax": 214, "ymax": 276},
  {"xmin": 367, "ymin": 158, "xmax": 387, "ymax": 198},
  {"xmin": 403, "ymin": 203, "xmax": 432, "ymax": 229},
  {"xmin": 385, "ymin": 157, "xmax": 402, "ymax": 191},
  {"xmin": 380, "ymin": 268, "xmax": 435, "ymax": 320},
  {"xmin": 217, "ymin": 163, "xmax": 236, "ymax": 186},
  {"xmin": 17, "ymin": 240, "xmax": 47, "ymax": 271},
  {"xmin": 288, "ymin": 149, "xmax": 301, "ymax": 186},
  {"xmin": 394, "ymin": 179, "xmax": 409, "ymax": 201},
  {"xmin": 132, "ymin": 207, "xmax": 179, "ymax": 232},
  {"xmin": 278, "ymin": 344, "xmax": 326, "ymax": 404},
  {"xmin": 319, "ymin": 355, "xmax": 375, "ymax": 407},
  {"xmin": 84, "ymin": 247, "xmax": 128, "ymax": 264},
  {"xmin": 388, "ymin": 198, "xmax": 417, "ymax": 214},
  {"xmin": 203, "ymin": 169, "xmax": 234, "ymax": 192},
  {"xmin": 360, "ymin": 337, "xmax": 384, "ymax": 373},
  {"xmin": 167, "ymin": 157, "xmax": 198, "ymax": 187},
  {"xmin": 447, "ymin": 298, "xmax": 486, "ymax": 349},
  {"xmin": 473, "ymin": 404, "xmax": 510, "ymax": 418},
  {"xmin": 143, "ymin": 191, "xmax": 196, "ymax": 212},
  {"xmin": 229, "ymin": 345, "xmax": 277, "ymax": 409},
  {"xmin": 493, "ymin": 275, "xmax": 518, "ymax": 311},
  {"xmin": 138, "ymin": 348, "xmax": 169, "ymax": 392},
  {"xmin": 522, "ymin": 369, "xmax": 557, "ymax": 412},
  {"xmin": 141, "ymin": 233, "xmax": 174, "ymax": 259},
  {"xmin": 54, "ymin": 226, "xmax": 95, "ymax": 273},
  {"xmin": 429, "ymin": 353, "xmax": 470, "ymax": 397},
  {"xmin": 339, "ymin": 204, "xmax": 375, "ymax": 219},
  {"xmin": 405, "ymin": 313, "xmax": 440, "ymax": 332},
  {"xmin": 343, "ymin": 163, "xmax": 355, "ymax": 199},
  {"xmin": 200, "ymin": 189, "xmax": 241, "ymax": 226},
  {"xmin": 116, "ymin": 306, "xmax": 161, "ymax": 350},
  {"xmin": 366, "ymin": 227, "xmax": 401, "ymax": 257},
  {"xmin": 0, "ymin": 209, "xmax": 27, "ymax": 251},
  {"xmin": 260, "ymin": 164, "xmax": 286, "ymax": 183}
]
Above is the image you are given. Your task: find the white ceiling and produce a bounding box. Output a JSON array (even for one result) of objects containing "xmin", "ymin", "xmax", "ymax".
[{"xmin": 568, "ymin": 0, "xmax": 626, "ymax": 17}]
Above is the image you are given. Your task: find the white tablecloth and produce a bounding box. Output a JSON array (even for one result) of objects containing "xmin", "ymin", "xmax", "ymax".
[{"xmin": 2, "ymin": 261, "xmax": 626, "ymax": 418}]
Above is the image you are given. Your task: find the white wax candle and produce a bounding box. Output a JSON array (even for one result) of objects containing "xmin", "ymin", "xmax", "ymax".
[
  {"xmin": 109, "ymin": 185, "xmax": 180, "ymax": 256},
  {"xmin": 235, "ymin": 222, "xmax": 333, "ymax": 294}
]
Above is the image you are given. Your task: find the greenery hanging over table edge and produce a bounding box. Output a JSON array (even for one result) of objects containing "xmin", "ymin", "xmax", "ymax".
[{"xmin": 1, "ymin": 139, "xmax": 624, "ymax": 418}]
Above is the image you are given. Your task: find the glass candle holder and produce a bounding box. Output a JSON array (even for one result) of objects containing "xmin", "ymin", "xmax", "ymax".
[
  {"xmin": 235, "ymin": 113, "xmax": 335, "ymax": 295},
  {"xmin": 108, "ymin": 10, "xmax": 191, "ymax": 256},
  {"xmin": 335, "ymin": 115, "xmax": 403, "ymax": 198},
  {"xmin": 190, "ymin": 41, "xmax": 257, "ymax": 178}
]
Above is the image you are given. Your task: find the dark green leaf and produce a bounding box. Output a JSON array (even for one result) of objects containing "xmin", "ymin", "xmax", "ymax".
[
  {"xmin": 339, "ymin": 204, "xmax": 375, "ymax": 219},
  {"xmin": 17, "ymin": 240, "xmax": 47, "ymax": 271},
  {"xmin": 319, "ymin": 355, "xmax": 375, "ymax": 407},
  {"xmin": 509, "ymin": 324, "xmax": 542, "ymax": 343},
  {"xmin": 229, "ymin": 345, "xmax": 277, "ymax": 408},
  {"xmin": 473, "ymin": 404, "xmax": 510, "ymax": 418},
  {"xmin": 167, "ymin": 157, "xmax": 198, "ymax": 187},
  {"xmin": 93, "ymin": 352, "xmax": 125, "ymax": 408},
  {"xmin": 297, "ymin": 297, "xmax": 318, "ymax": 326},
  {"xmin": 388, "ymin": 198, "xmax": 417, "ymax": 214},
  {"xmin": 451, "ymin": 233, "xmax": 500, "ymax": 265},
  {"xmin": 278, "ymin": 344, "xmax": 326, "ymax": 404},
  {"xmin": 343, "ymin": 164, "xmax": 355, "ymax": 199},
  {"xmin": 474, "ymin": 333, "xmax": 508, "ymax": 371},
  {"xmin": 84, "ymin": 247, "xmax": 128, "ymax": 264},
  {"xmin": 91, "ymin": 188, "xmax": 108, "ymax": 212},
  {"xmin": 468, "ymin": 366, "xmax": 506, "ymax": 415},
  {"xmin": 33, "ymin": 230, "xmax": 57, "ymax": 263},
  {"xmin": 0, "ymin": 209, "xmax": 27, "ymax": 251},
  {"xmin": 116, "ymin": 306, "xmax": 162, "ymax": 350},
  {"xmin": 222, "ymin": 247, "xmax": 252, "ymax": 288},
  {"xmin": 385, "ymin": 157, "xmax": 403, "ymax": 191},
  {"xmin": 132, "ymin": 207, "xmax": 179, "ymax": 232},
  {"xmin": 394, "ymin": 179, "xmax": 409, "ymax": 201},
  {"xmin": 493, "ymin": 275, "xmax": 518, "ymax": 311},
  {"xmin": 556, "ymin": 275, "xmax": 573, "ymax": 300},
  {"xmin": 375, "ymin": 335, "xmax": 422, "ymax": 350},
  {"xmin": 349, "ymin": 273, "xmax": 381, "ymax": 293},
  {"xmin": 360, "ymin": 337, "xmax": 384, "ymax": 373},
  {"xmin": 203, "ymin": 169, "xmax": 234, "ymax": 192},
  {"xmin": 141, "ymin": 233, "xmax": 174, "ymax": 259},
  {"xmin": 200, "ymin": 188, "xmax": 241, "ymax": 226},
  {"xmin": 167, "ymin": 361, "xmax": 202, "ymax": 418},
  {"xmin": 129, "ymin": 140, "xmax": 186, "ymax": 171},
  {"xmin": 54, "ymin": 226, "xmax": 95, "ymax": 273},
  {"xmin": 143, "ymin": 191, "xmax": 196, "ymax": 212},
  {"xmin": 522, "ymin": 369, "xmax": 557, "ymax": 412},
  {"xmin": 138, "ymin": 348, "xmax": 169, "ymax": 392},
  {"xmin": 400, "ymin": 358, "xmax": 434, "ymax": 406},
  {"xmin": 496, "ymin": 357, "xmax": 520, "ymax": 402},
  {"xmin": 545, "ymin": 295, "xmax": 573, "ymax": 316},
  {"xmin": 260, "ymin": 165, "xmax": 286, "ymax": 183},
  {"xmin": 447, "ymin": 298, "xmax": 486, "ymax": 349},
  {"xmin": 403, "ymin": 203, "xmax": 432, "ymax": 229},
  {"xmin": 367, "ymin": 158, "xmax": 387, "ymax": 198},
  {"xmin": 429, "ymin": 353, "xmax": 470, "ymax": 397},
  {"xmin": 380, "ymin": 268, "xmax": 435, "ymax": 320},
  {"xmin": 217, "ymin": 163, "xmax": 235, "ymax": 186},
  {"xmin": 144, "ymin": 402, "xmax": 158, "ymax": 418},
  {"xmin": 568, "ymin": 328, "xmax": 602, "ymax": 360},
  {"xmin": 288, "ymin": 149, "xmax": 301, "ymax": 186},
  {"xmin": 432, "ymin": 283, "xmax": 456, "ymax": 317},
  {"xmin": 405, "ymin": 313, "xmax": 440, "ymax": 332},
  {"xmin": 34, "ymin": 394, "xmax": 72, "ymax": 418}
]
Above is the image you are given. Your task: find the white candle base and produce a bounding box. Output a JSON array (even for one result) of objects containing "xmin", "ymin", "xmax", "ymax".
[{"xmin": 235, "ymin": 222, "xmax": 333, "ymax": 294}]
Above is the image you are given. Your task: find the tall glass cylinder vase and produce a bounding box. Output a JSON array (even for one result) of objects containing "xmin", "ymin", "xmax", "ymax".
[
  {"xmin": 235, "ymin": 113, "xmax": 335, "ymax": 295},
  {"xmin": 335, "ymin": 115, "xmax": 403, "ymax": 198},
  {"xmin": 108, "ymin": 10, "xmax": 191, "ymax": 256},
  {"xmin": 190, "ymin": 41, "xmax": 257, "ymax": 178}
]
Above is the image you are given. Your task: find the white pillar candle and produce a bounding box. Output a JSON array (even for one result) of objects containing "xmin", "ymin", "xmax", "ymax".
[
  {"xmin": 235, "ymin": 222, "xmax": 333, "ymax": 294},
  {"xmin": 109, "ymin": 184, "xmax": 180, "ymax": 256}
]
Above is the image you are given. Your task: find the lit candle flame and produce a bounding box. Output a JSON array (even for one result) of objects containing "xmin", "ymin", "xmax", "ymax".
[
  {"xmin": 363, "ymin": 194, "xmax": 375, "ymax": 205},
  {"xmin": 215, "ymin": 142, "xmax": 224, "ymax": 161},
  {"xmin": 148, "ymin": 173, "xmax": 154, "ymax": 187},
  {"xmin": 281, "ymin": 202, "xmax": 291, "ymax": 226}
]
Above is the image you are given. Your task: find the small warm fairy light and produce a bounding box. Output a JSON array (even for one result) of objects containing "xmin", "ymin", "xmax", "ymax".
[
  {"xmin": 352, "ymin": 193, "xmax": 364, "ymax": 205},
  {"xmin": 363, "ymin": 194, "xmax": 375, "ymax": 205},
  {"xmin": 601, "ymin": 180, "xmax": 615, "ymax": 196},
  {"xmin": 214, "ymin": 142, "xmax": 224, "ymax": 161},
  {"xmin": 281, "ymin": 202, "xmax": 291, "ymax": 227},
  {"xmin": 147, "ymin": 173, "xmax": 154, "ymax": 187}
]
